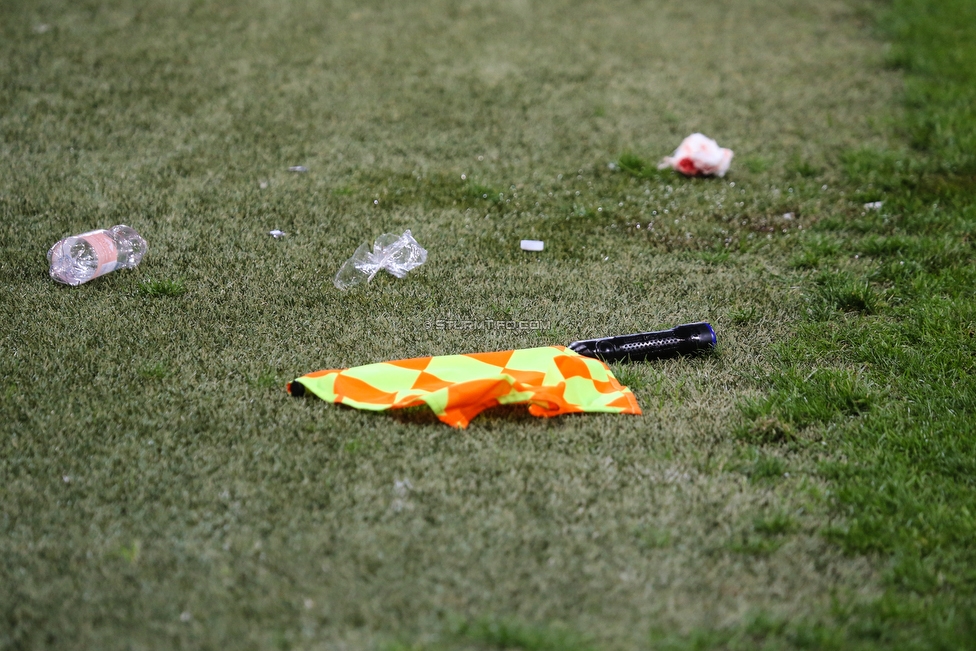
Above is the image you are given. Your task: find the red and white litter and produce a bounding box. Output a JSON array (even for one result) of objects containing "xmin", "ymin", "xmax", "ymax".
[{"xmin": 658, "ymin": 133, "xmax": 734, "ymax": 178}]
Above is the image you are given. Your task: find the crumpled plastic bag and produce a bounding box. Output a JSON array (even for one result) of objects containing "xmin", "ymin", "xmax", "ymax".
[
  {"xmin": 334, "ymin": 229, "xmax": 428, "ymax": 290},
  {"xmin": 658, "ymin": 133, "xmax": 734, "ymax": 177}
]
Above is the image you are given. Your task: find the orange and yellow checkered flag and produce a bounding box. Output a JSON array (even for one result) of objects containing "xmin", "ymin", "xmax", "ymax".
[{"xmin": 288, "ymin": 346, "xmax": 641, "ymax": 428}]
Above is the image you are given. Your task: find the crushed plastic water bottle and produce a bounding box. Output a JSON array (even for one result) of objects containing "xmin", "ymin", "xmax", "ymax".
[
  {"xmin": 334, "ymin": 229, "xmax": 427, "ymax": 290},
  {"xmin": 47, "ymin": 225, "xmax": 147, "ymax": 286}
]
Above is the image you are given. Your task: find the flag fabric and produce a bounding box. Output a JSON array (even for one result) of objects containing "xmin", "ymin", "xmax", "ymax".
[{"xmin": 288, "ymin": 346, "xmax": 641, "ymax": 428}]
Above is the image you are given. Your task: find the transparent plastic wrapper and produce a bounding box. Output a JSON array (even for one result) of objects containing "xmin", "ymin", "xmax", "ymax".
[
  {"xmin": 47, "ymin": 225, "xmax": 147, "ymax": 286},
  {"xmin": 334, "ymin": 229, "xmax": 427, "ymax": 290},
  {"xmin": 658, "ymin": 133, "xmax": 734, "ymax": 177}
]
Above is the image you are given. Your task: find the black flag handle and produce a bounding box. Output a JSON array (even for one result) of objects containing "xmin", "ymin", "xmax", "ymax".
[{"xmin": 568, "ymin": 322, "xmax": 716, "ymax": 363}]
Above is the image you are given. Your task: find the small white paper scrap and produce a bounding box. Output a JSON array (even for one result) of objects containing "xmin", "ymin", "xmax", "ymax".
[
  {"xmin": 269, "ymin": 230, "xmax": 286, "ymax": 238},
  {"xmin": 520, "ymin": 239, "xmax": 544, "ymax": 252}
]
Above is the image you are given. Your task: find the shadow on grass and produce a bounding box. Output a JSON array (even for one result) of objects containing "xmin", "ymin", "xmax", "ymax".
[
  {"xmin": 384, "ymin": 615, "xmax": 596, "ymax": 651},
  {"xmin": 387, "ymin": 403, "xmax": 543, "ymax": 428}
]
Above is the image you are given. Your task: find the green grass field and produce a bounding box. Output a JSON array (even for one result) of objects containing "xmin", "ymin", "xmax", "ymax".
[{"xmin": 2, "ymin": 0, "xmax": 974, "ymax": 649}]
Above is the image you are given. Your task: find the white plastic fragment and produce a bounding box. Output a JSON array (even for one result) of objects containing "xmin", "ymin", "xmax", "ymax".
[
  {"xmin": 864, "ymin": 201, "xmax": 883, "ymax": 210},
  {"xmin": 334, "ymin": 229, "xmax": 428, "ymax": 290},
  {"xmin": 520, "ymin": 239, "xmax": 544, "ymax": 252},
  {"xmin": 393, "ymin": 479, "xmax": 412, "ymax": 496},
  {"xmin": 783, "ymin": 212, "xmax": 794, "ymax": 220},
  {"xmin": 288, "ymin": 165, "xmax": 308, "ymax": 173},
  {"xmin": 658, "ymin": 133, "xmax": 734, "ymax": 177},
  {"xmin": 269, "ymin": 230, "xmax": 286, "ymax": 238}
]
